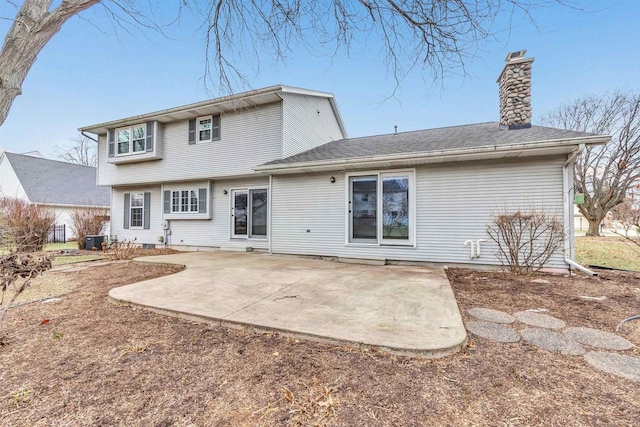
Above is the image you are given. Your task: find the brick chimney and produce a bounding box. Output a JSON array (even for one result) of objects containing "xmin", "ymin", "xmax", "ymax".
[{"xmin": 497, "ymin": 50, "xmax": 534, "ymax": 129}]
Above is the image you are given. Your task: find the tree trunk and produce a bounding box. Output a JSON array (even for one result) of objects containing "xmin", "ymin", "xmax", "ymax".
[
  {"xmin": 586, "ymin": 218, "xmax": 602, "ymax": 237},
  {"xmin": 0, "ymin": 0, "xmax": 100, "ymax": 126}
]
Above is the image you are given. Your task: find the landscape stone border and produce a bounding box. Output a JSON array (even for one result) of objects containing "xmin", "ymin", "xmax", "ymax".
[
  {"xmin": 564, "ymin": 327, "xmax": 633, "ymax": 351},
  {"xmin": 467, "ymin": 321, "xmax": 520, "ymax": 343},
  {"xmin": 513, "ymin": 311, "xmax": 566, "ymax": 329},
  {"xmin": 464, "ymin": 306, "xmax": 639, "ymax": 382},
  {"xmin": 468, "ymin": 308, "xmax": 516, "ymax": 324},
  {"xmin": 584, "ymin": 351, "xmax": 640, "ymax": 382},
  {"xmin": 519, "ymin": 328, "xmax": 585, "ymax": 356}
]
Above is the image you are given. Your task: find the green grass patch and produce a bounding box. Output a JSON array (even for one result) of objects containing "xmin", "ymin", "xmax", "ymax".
[
  {"xmin": 575, "ymin": 236, "xmax": 640, "ymax": 271},
  {"xmin": 44, "ymin": 242, "xmax": 78, "ymax": 251},
  {"xmin": 51, "ymin": 255, "xmax": 105, "ymax": 266}
]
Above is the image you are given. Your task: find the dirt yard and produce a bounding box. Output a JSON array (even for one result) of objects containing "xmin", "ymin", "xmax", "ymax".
[{"xmin": 0, "ymin": 261, "xmax": 638, "ymax": 426}]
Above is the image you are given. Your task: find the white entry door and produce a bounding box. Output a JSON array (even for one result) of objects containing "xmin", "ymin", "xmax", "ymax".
[{"xmin": 231, "ymin": 190, "xmax": 248, "ymax": 238}]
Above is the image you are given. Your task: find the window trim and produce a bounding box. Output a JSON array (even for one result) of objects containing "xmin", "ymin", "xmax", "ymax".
[
  {"xmin": 229, "ymin": 186, "xmax": 269, "ymax": 241},
  {"xmin": 345, "ymin": 169, "xmax": 416, "ymax": 247},
  {"xmin": 170, "ymin": 189, "xmax": 199, "ymax": 213},
  {"xmin": 115, "ymin": 124, "xmax": 146, "ymax": 156},
  {"xmin": 129, "ymin": 192, "xmax": 145, "ymax": 229},
  {"xmin": 196, "ymin": 115, "xmax": 221, "ymax": 143}
]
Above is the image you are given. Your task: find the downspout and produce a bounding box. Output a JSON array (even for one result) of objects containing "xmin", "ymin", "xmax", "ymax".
[
  {"xmin": 562, "ymin": 143, "xmax": 596, "ymax": 276},
  {"xmin": 81, "ymin": 131, "xmax": 98, "ymax": 143},
  {"xmin": 269, "ymin": 174, "xmax": 273, "ymax": 255}
]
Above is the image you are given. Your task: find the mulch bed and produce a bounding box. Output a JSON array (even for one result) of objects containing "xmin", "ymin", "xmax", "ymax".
[{"xmin": 0, "ymin": 263, "xmax": 638, "ymax": 426}]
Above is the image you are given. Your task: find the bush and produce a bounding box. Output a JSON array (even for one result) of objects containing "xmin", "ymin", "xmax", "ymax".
[
  {"xmin": 0, "ymin": 198, "xmax": 56, "ymax": 252},
  {"xmin": 487, "ymin": 209, "xmax": 564, "ymax": 275},
  {"xmin": 70, "ymin": 206, "xmax": 108, "ymax": 249}
]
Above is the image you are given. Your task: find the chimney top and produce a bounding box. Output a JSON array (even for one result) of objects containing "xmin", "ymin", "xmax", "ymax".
[
  {"xmin": 497, "ymin": 50, "xmax": 534, "ymax": 130},
  {"xmin": 505, "ymin": 50, "xmax": 527, "ymax": 62}
]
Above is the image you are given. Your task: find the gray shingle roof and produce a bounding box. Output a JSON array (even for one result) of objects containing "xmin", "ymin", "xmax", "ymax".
[
  {"xmin": 4, "ymin": 153, "xmax": 109, "ymax": 206},
  {"xmin": 263, "ymin": 122, "xmax": 599, "ymax": 167}
]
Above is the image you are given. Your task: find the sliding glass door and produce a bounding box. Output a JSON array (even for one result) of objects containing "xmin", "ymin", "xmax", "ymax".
[
  {"xmin": 231, "ymin": 188, "xmax": 268, "ymax": 239},
  {"xmin": 348, "ymin": 171, "xmax": 414, "ymax": 246},
  {"xmin": 231, "ymin": 190, "xmax": 248, "ymax": 238}
]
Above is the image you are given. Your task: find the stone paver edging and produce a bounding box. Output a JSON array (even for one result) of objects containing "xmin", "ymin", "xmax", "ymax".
[
  {"xmin": 564, "ymin": 327, "xmax": 633, "ymax": 351},
  {"xmin": 468, "ymin": 308, "xmax": 516, "ymax": 324},
  {"xmin": 519, "ymin": 328, "xmax": 585, "ymax": 355},
  {"xmin": 467, "ymin": 321, "xmax": 520, "ymax": 343},
  {"xmin": 584, "ymin": 352, "xmax": 640, "ymax": 382},
  {"xmin": 467, "ymin": 306, "xmax": 640, "ymax": 382},
  {"xmin": 514, "ymin": 311, "xmax": 566, "ymax": 329}
]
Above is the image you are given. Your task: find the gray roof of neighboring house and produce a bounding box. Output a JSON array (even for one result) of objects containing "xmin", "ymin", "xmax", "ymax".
[
  {"xmin": 261, "ymin": 121, "xmax": 600, "ymax": 167},
  {"xmin": 4, "ymin": 152, "xmax": 109, "ymax": 206}
]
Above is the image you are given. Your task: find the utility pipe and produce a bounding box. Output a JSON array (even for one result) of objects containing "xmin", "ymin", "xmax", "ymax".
[
  {"xmin": 464, "ymin": 240, "xmax": 474, "ymax": 259},
  {"xmin": 475, "ymin": 239, "xmax": 488, "ymax": 258},
  {"xmin": 562, "ymin": 143, "xmax": 596, "ymax": 276}
]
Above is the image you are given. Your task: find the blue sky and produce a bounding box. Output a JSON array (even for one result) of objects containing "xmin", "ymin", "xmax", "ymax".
[{"xmin": 0, "ymin": 1, "xmax": 638, "ymax": 158}]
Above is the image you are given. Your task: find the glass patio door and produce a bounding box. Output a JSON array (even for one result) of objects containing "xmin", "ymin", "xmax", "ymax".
[{"xmin": 231, "ymin": 190, "xmax": 248, "ymax": 238}]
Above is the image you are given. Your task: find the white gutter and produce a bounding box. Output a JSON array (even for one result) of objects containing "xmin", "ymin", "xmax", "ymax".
[
  {"xmin": 255, "ymin": 135, "xmax": 610, "ymax": 174},
  {"xmin": 78, "ymin": 84, "xmax": 342, "ymax": 135},
  {"xmin": 562, "ymin": 143, "xmax": 596, "ymax": 276}
]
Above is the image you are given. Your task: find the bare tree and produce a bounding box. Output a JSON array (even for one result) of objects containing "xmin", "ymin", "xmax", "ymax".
[
  {"xmin": 0, "ymin": 1, "xmax": 577, "ymax": 126},
  {"xmin": 539, "ymin": 92, "xmax": 640, "ymax": 236},
  {"xmin": 56, "ymin": 134, "xmax": 97, "ymax": 167}
]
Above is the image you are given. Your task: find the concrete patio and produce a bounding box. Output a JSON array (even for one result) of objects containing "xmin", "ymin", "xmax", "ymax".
[{"xmin": 108, "ymin": 252, "xmax": 467, "ymax": 357}]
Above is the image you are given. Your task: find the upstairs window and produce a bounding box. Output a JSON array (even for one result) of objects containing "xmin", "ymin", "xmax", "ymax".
[
  {"xmin": 108, "ymin": 122, "xmax": 156, "ymax": 159},
  {"xmin": 189, "ymin": 115, "xmax": 221, "ymax": 144},
  {"xmin": 116, "ymin": 125, "xmax": 146, "ymax": 155}
]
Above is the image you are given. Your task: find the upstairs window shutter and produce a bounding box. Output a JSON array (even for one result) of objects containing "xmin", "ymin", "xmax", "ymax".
[
  {"xmin": 123, "ymin": 193, "xmax": 130, "ymax": 229},
  {"xmin": 145, "ymin": 122, "xmax": 155, "ymax": 152},
  {"xmin": 188, "ymin": 119, "xmax": 196, "ymax": 144},
  {"xmin": 143, "ymin": 192, "xmax": 151, "ymax": 229},
  {"xmin": 108, "ymin": 129, "xmax": 115, "ymax": 157},
  {"xmin": 211, "ymin": 115, "xmax": 221, "ymax": 140},
  {"xmin": 198, "ymin": 188, "xmax": 207, "ymax": 213}
]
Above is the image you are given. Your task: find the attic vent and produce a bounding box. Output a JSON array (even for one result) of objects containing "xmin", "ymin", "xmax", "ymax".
[{"xmin": 505, "ymin": 50, "xmax": 526, "ymax": 62}]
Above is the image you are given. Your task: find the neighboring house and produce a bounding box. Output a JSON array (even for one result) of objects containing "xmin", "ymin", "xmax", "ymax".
[
  {"xmin": 0, "ymin": 152, "xmax": 110, "ymax": 239},
  {"xmin": 80, "ymin": 51, "xmax": 610, "ymax": 271}
]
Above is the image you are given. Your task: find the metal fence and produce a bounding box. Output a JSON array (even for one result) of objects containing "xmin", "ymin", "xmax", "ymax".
[{"xmin": 47, "ymin": 225, "xmax": 66, "ymax": 244}]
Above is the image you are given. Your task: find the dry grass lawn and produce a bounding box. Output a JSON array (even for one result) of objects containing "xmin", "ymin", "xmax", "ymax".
[
  {"xmin": 0, "ymin": 261, "xmax": 638, "ymax": 426},
  {"xmin": 576, "ymin": 236, "xmax": 640, "ymax": 271}
]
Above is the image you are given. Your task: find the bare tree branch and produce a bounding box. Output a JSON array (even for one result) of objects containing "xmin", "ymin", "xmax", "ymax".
[
  {"xmin": 539, "ymin": 92, "xmax": 640, "ymax": 236},
  {"xmin": 56, "ymin": 134, "xmax": 98, "ymax": 167},
  {"xmin": 0, "ymin": 0, "xmax": 579, "ymax": 126}
]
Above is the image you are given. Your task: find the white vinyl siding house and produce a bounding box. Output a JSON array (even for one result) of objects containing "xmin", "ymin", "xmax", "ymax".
[
  {"xmin": 81, "ymin": 84, "xmax": 609, "ymax": 271},
  {"xmin": 270, "ymin": 156, "xmax": 567, "ymax": 268}
]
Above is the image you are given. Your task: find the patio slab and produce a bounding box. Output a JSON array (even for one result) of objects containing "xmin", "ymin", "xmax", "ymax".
[{"xmin": 108, "ymin": 251, "xmax": 467, "ymax": 357}]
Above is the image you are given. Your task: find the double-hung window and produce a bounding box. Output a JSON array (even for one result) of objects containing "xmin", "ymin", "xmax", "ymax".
[
  {"xmin": 170, "ymin": 189, "xmax": 199, "ymax": 213},
  {"xmin": 130, "ymin": 193, "xmax": 144, "ymax": 228},
  {"xmin": 348, "ymin": 171, "xmax": 415, "ymax": 246},
  {"xmin": 197, "ymin": 115, "xmax": 220, "ymax": 143},
  {"xmin": 117, "ymin": 125, "xmax": 146, "ymax": 155}
]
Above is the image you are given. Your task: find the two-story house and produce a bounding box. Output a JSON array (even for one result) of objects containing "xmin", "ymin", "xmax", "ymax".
[
  {"xmin": 80, "ymin": 86, "xmax": 346, "ymax": 252},
  {"xmin": 80, "ymin": 52, "xmax": 610, "ymax": 271}
]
